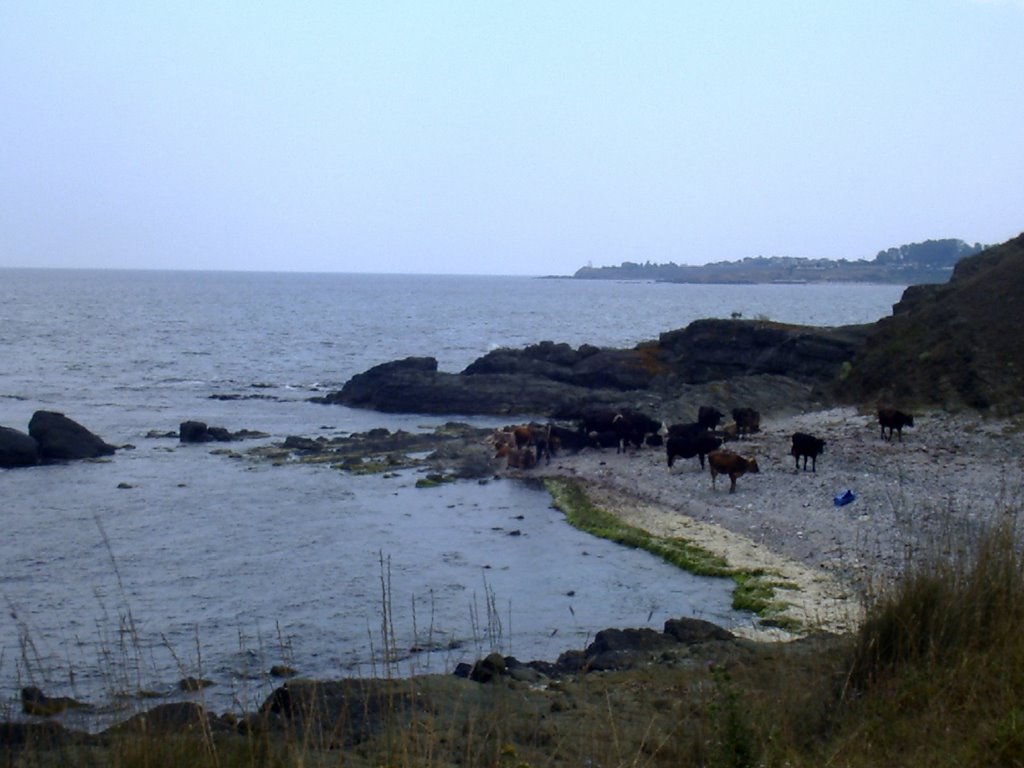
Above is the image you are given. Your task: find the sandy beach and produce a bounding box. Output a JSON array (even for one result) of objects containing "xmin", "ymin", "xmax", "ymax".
[{"xmin": 530, "ymin": 406, "xmax": 1024, "ymax": 638}]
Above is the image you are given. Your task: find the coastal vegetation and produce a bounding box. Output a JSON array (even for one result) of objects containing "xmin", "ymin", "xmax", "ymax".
[{"xmin": 545, "ymin": 478, "xmax": 799, "ymax": 628}]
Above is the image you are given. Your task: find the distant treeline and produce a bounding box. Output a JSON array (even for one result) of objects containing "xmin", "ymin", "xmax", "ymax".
[{"xmin": 572, "ymin": 238, "xmax": 988, "ymax": 285}]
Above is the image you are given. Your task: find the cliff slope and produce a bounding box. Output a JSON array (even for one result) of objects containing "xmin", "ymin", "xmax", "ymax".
[{"xmin": 839, "ymin": 232, "xmax": 1024, "ymax": 413}]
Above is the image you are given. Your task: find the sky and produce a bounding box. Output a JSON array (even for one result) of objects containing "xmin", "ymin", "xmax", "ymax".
[{"xmin": 1, "ymin": 2, "xmax": 1022, "ymax": 276}]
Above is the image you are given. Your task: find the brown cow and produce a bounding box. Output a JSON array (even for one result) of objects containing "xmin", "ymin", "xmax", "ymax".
[
  {"xmin": 507, "ymin": 448, "xmax": 537, "ymax": 470},
  {"xmin": 707, "ymin": 450, "xmax": 760, "ymax": 493},
  {"xmin": 512, "ymin": 422, "xmax": 553, "ymax": 464}
]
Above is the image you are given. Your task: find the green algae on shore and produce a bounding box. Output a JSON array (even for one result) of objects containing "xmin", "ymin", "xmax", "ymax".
[{"xmin": 544, "ymin": 477, "xmax": 801, "ymax": 631}]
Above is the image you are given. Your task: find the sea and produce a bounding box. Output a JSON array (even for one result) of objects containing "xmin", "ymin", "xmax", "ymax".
[{"xmin": 0, "ymin": 269, "xmax": 905, "ymax": 724}]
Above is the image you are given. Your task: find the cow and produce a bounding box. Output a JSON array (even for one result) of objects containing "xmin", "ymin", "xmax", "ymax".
[
  {"xmin": 579, "ymin": 408, "xmax": 622, "ymax": 436},
  {"xmin": 667, "ymin": 421, "xmax": 704, "ymax": 439},
  {"xmin": 791, "ymin": 432, "xmax": 826, "ymax": 472},
  {"xmin": 589, "ymin": 429, "xmax": 623, "ymax": 451},
  {"xmin": 732, "ymin": 407, "xmax": 761, "ymax": 438},
  {"xmin": 513, "ymin": 422, "xmax": 553, "ymax": 464},
  {"xmin": 697, "ymin": 406, "xmax": 725, "ymax": 432},
  {"xmin": 615, "ymin": 408, "xmax": 663, "ymax": 452},
  {"xmin": 548, "ymin": 423, "xmax": 590, "ymax": 454},
  {"xmin": 667, "ymin": 431, "xmax": 722, "ymax": 470},
  {"xmin": 878, "ymin": 408, "xmax": 914, "ymax": 442},
  {"xmin": 707, "ymin": 450, "xmax": 760, "ymax": 493}
]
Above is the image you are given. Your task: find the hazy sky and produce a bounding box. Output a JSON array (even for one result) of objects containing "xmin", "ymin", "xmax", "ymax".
[{"xmin": 1, "ymin": 2, "xmax": 1021, "ymax": 275}]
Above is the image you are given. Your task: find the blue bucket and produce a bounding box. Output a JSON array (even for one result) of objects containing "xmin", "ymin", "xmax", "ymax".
[{"xmin": 834, "ymin": 489, "xmax": 856, "ymax": 507}]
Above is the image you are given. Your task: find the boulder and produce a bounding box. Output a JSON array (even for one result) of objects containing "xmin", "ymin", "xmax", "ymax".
[
  {"xmin": 21, "ymin": 686, "xmax": 92, "ymax": 717},
  {"xmin": 469, "ymin": 652, "xmax": 508, "ymax": 683},
  {"xmin": 27, "ymin": 411, "xmax": 116, "ymax": 461},
  {"xmin": 663, "ymin": 617, "xmax": 735, "ymax": 644},
  {"xmin": 0, "ymin": 426, "xmax": 39, "ymax": 468},
  {"xmin": 179, "ymin": 422, "xmax": 261, "ymax": 443},
  {"xmin": 179, "ymin": 421, "xmax": 213, "ymax": 442},
  {"xmin": 257, "ymin": 679, "xmax": 419, "ymax": 746}
]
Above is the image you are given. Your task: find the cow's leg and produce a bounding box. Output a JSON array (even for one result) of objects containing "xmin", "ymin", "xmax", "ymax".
[{"xmin": 728, "ymin": 474, "xmax": 737, "ymax": 493}]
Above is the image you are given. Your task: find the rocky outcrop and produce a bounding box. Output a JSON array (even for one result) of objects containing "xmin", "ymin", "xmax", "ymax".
[
  {"xmin": 0, "ymin": 426, "xmax": 39, "ymax": 468},
  {"xmin": 839, "ymin": 232, "xmax": 1024, "ymax": 413},
  {"xmin": 657, "ymin": 319, "xmax": 870, "ymax": 384},
  {"xmin": 314, "ymin": 355, "xmax": 630, "ymax": 416},
  {"xmin": 318, "ymin": 322, "xmax": 866, "ymax": 418},
  {"xmin": 458, "ymin": 617, "xmax": 740, "ymax": 681},
  {"xmin": 178, "ymin": 421, "xmax": 268, "ymax": 443},
  {"xmin": 25, "ymin": 411, "xmax": 116, "ymax": 462}
]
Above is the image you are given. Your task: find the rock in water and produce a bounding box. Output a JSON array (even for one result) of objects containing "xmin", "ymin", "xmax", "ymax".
[
  {"xmin": 27, "ymin": 411, "xmax": 116, "ymax": 461},
  {"xmin": 0, "ymin": 426, "xmax": 39, "ymax": 468}
]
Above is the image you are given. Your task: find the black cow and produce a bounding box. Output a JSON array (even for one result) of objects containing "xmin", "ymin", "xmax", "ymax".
[
  {"xmin": 589, "ymin": 430, "xmax": 623, "ymax": 451},
  {"xmin": 791, "ymin": 432, "xmax": 826, "ymax": 472},
  {"xmin": 616, "ymin": 408, "xmax": 662, "ymax": 451},
  {"xmin": 732, "ymin": 407, "xmax": 761, "ymax": 438},
  {"xmin": 878, "ymin": 408, "xmax": 914, "ymax": 441},
  {"xmin": 667, "ymin": 431, "xmax": 723, "ymax": 470},
  {"xmin": 548, "ymin": 424, "xmax": 590, "ymax": 454},
  {"xmin": 667, "ymin": 421, "xmax": 703, "ymax": 439},
  {"xmin": 697, "ymin": 406, "xmax": 724, "ymax": 432},
  {"xmin": 579, "ymin": 408, "xmax": 622, "ymax": 435}
]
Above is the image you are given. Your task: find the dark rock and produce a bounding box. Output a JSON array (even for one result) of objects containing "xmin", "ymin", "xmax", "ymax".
[
  {"xmin": 179, "ymin": 421, "xmax": 264, "ymax": 443},
  {"xmin": 257, "ymin": 679, "xmax": 420, "ymax": 747},
  {"xmin": 178, "ymin": 676, "xmax": 215, "ymax": 691},
  {"xmin": 469, "ymin": 652, "xmax": 508, "ymax": 683},
  {"xmin": 663, "ymin": 617, "xmax": 735, "ymax": 644},
  {"xmin": 27, "ymin": 411, "xmax": 116, "ymax": 461},
  {"xmin": 179, "ymin": 420, "xmax": 212, "ymax": 443},
  {"xmin": 283, "ymin": 435, "xmax": 325, "ymax": 452},
  {"xmin": 657, "ymin": 319, "xmax": 868, "ymax": 385},
  {"xmin": 317, "ymin": 355, "xmax": 629, "ymax": 416},
  {"xmin": 0, "ymin": 425, "xmax": 39, "ymax": 468},
  {"xmin": 21, "ymin": 686, "xmax": 92, "ymax": 716},
  {"xmin": 587, "ymin": 627, "xmax": 676, "ymax": 655},
  {"xmin": 270, "ymin": 664, "xmax": 297, "ymax": 678},
  {"xmin": 206, "ymin": 426, "xmax": 232, "ymax": 442}
]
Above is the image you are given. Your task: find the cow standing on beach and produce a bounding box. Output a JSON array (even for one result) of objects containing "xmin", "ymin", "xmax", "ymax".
[
  {"xmin": 707, "ymin": 450, "xmax": 760, "ymax": 493},
  {"xmin": 791, "ymin": 432, "xmax": 826, "ymax": 472},
  {"xmin": 878, "ymin": 408, "xmax": 914, "ymax": 441}
]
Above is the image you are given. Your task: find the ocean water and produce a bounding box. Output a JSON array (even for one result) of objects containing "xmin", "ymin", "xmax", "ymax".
[{"xmin": 0, "ymin": 269, "xmax": 905, "ymax": 723}]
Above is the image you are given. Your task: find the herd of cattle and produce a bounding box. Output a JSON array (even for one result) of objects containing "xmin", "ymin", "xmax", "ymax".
[{"xmin": 490, "ymin": 405, "xmax": 915, "ymax": 493}]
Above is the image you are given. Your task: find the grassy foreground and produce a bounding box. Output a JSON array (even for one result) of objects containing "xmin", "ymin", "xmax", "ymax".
[{"xmin": 7, "ymin": 514, "xmax": 1024, "ymax": 766}]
